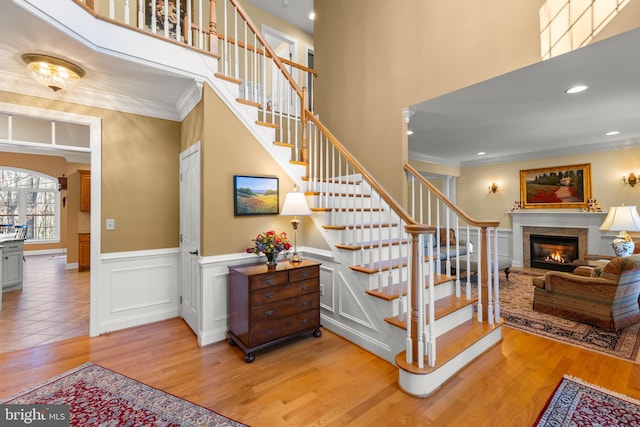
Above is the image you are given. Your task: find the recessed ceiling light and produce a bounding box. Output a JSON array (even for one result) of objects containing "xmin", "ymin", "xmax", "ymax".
[
  {"xmin": 565, "ymin": 85, "xmax": 588, "ymax": 94},
  {"xmin": 477, "ymin": 152, "xmax": 486, "ymax": 156},
  {"xmin": 308, "ymin": 11, "xmax": 315, "ymax": 20},
  {"xmin": 606, "ymin": 130, "xmax": 620, "ymax": 136},
  {"xmin": 407, "ymin": 130, "xmax": 413, "ymax": 135}
]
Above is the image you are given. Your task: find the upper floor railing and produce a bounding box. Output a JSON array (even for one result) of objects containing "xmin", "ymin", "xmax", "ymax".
[{"xmin": 75, "ymin": 0, "xmax": 315, "ymax": 119}]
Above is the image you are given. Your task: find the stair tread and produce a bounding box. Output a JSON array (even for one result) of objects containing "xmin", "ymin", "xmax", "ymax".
[
  {"xmin": 336, "ymin": 238, "xmax": 409, "ymax": 251},
  {"xmin": 349, "ymin": 254, "xmax": 440, "ymax": 274},
  {"xmin": 257, "ymin": 120, "xmax": 278, "ymax": 129},
  {"xmin": 365, "ymin": 275, "xmax": 454, "ymax": 300},
  {"xmin": 383, "ymin": 294, "xmax": 478, "ymax": 328},
  {"xmin": 301, "ymin": 176, "xmax": 362, "ymax": 185},
  {"xmin": 306, "ymin": 192, "xmax": 371, "ymax": 198},
  {"xmin": 323, "ymin": 223, "xmax": 398, "ymax": 230},
  {"xmin": 237, "ymin": 98, "xmax": 260, "ymax": 108},
  {"xmin": 215, "ymin": 73, "xmax": 241, "ymax": 84},
  {"xmin": 395, "ymin": 318, "xmax": 504, "ymax": 375}
]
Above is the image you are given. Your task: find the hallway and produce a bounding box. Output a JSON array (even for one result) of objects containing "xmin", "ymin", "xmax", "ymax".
[{"xmin": 0, "ymin": 254, "xmax": 89, "ymax": 354}]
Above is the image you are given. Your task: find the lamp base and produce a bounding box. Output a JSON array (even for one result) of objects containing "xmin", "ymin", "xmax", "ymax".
[
  {"xmin": 290, "ymin": 253, "xmax": 303, "ymax": 263},
  {"xmin": 612, "ymin": 238, "xmax": 635, "ymax": 257}
]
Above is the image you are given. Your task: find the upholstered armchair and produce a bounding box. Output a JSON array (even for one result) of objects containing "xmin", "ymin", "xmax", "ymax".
[{"xmin": 532, "ymin": 254, "xmax": 640, "ymax": 331}]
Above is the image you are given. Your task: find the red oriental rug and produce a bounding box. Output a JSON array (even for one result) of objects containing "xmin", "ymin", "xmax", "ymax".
[
  {"xmin": 534, "ymin": 375, "xmax": 640, "ymax": 426},
  {"xmin": 0, "ymin": 363, "xmax": 246, "ymax": 426}
]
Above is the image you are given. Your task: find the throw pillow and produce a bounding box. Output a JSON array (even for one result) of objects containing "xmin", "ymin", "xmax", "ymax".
[{"xmin": 590, "ymin": 266, "xmax": 603, "ymax": 278}]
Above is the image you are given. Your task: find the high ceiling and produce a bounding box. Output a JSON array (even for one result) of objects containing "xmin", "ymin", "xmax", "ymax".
[
  {"xmin": 407, "ymin": 27, "xmax": 640, "ymax": 168},
  {"xmin": 2, "ymin": 1, "xmax": 639, "ymax": 170},
  {"xmin": 243, "ymin": 0, "xmax": 314, "ymax": 35}
]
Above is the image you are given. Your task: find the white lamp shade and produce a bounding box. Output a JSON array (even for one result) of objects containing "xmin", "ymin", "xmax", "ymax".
[
  {"xmin": 281, "ymin": 192, "xmax": 311, "ymax": 216},
  {"xmin": 599, "ymin": 206, "xmax": 640, "ymax": 232}
]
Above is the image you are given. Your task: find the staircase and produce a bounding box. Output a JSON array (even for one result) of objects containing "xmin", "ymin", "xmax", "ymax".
[{"xmin": 73, "ymin": 0, "xmax": 504, "ymax": 398}]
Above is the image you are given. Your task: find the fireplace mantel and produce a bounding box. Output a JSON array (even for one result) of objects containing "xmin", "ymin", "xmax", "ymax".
[{"xmin": 509, "ymin": 211, "xmax": 608, "ymax": 268}]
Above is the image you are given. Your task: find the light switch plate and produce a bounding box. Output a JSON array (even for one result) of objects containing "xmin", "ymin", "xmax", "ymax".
[{"xmin": 106, "ymin": 219, "xmax": 115, "ymax": 230}]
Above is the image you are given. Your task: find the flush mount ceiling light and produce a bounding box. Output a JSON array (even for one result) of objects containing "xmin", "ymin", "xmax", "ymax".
[
  {"xmin": 22, "ymin": 53, "xmax": 85, "ymax": 92},
  {"xmin": 606, "ymin": 130, "xmax": 621, "ymax": 136},
  {"xmin": 565, "ymin": 84, "xmax": 588, "ymax": 94}
]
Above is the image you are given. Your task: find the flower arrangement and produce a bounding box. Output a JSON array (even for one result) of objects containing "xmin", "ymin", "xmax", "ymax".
[
  {"xmin": 149, "ymin": 0, "xmax": 179, "ymax": 30},
  {"xmin": 246, "ymin": 230, "xmax": 291, "ymax": 264}
]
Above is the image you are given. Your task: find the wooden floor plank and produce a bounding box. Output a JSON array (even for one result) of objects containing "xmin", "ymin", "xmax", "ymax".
[{"xmin": 1, "ymin": 318, "xmax": 639, "ymax": 426}]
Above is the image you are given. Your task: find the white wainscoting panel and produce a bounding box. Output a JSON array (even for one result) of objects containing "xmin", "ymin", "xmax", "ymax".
[{"xmin": 98, "ymin": 248, "xmax": 180, "ymax": 334}]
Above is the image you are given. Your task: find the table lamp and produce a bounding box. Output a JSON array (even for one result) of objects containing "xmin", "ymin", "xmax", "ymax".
[
  {"xmin": 280, "ymin": 185, "xmax": 311, "ymax": 262},
  {"xmin": 599, "ymin": 205, "xmax": 640, "ymax": 257}
]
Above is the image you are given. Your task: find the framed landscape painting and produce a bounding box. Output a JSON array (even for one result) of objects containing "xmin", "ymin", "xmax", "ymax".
[
  {"xmin": 519, "ymin": 163, "xmax": 591, "ymax": 209},
  {"xmin": 234, "ymin": 175, "xmax": 279, "ymax": 216}
]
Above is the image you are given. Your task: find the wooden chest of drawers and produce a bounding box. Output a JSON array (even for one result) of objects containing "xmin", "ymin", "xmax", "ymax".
[{"xmin": 227, "ymin": 259, "xmax": 322, "ymax": 363}]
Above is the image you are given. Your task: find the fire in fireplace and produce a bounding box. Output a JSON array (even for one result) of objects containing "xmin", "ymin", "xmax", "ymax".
[{"xmin": 529, "ymin": 234, "xmax": 579, "ymax": 272}]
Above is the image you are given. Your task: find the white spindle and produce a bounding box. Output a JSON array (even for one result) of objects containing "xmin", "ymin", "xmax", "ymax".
[
  {"xmin": 427, "ymin": 238, "xmax": 436, "ymax": 368},
  {"xmin": 466, "ymin": 225, "xmax": 472, "ymax": 300},
  {"xmin": 124, "ymin": 0, "xmax": 130, "ymax": 25},
  {"xmin": 198, "ymin": 0, "xmax": 203, "ymax": 49},
  {"xmin": 493, "ymin": 227, "xmax": 500, "ymax": 322},
  {"xmin": 234, "ymin": 7, "xmax": 239, "ymax": 79},
  {"xmin": 476, "ymin": 227, "xmax": 483, "ymax": 322},
  {"xmin": 109, "ymin": 0, "xmax": 115, "ymax": 19},
  {"xmin": 487, "ymin": 228, "xmax": 494, "ymax": 325}
]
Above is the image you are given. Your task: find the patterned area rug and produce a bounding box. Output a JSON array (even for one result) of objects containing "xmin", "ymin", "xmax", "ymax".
[
  {"xmin": 500, "ymin": 272, "xmax": 640, "ymax": 361},
  {"xmin": 534, "ymin": 375, "xmax": 640, "ymax": 426},
  {"xmin": 0, "ymin": 363, "xmax": 246, "ymax": 426}
]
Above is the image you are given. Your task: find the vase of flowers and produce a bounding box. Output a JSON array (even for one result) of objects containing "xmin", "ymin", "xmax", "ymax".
[{"xmin": 246, "ymin": 230, "xmax": 291, "ymax": 267}]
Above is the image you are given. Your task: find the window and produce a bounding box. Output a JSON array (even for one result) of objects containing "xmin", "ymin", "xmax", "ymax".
[{"xmin": 0, "ymin": 168, "xmax": 59, "ymax": 242}]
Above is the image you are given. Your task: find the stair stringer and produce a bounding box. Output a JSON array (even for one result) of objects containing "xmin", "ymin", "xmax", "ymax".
[{"xmin": 204, "ymin": 74, "xmax": 310, "ymax": 187}]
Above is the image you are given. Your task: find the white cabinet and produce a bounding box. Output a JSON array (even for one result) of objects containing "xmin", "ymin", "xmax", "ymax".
[{"xmin": 2, "ymin": 239, "xmax": 24, "ymax": 292}]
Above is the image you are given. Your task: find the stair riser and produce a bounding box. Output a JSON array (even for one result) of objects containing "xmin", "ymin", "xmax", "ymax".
[
  {"xmin": 376, "ymin": 281, "xmax": 455, "ymax": 318},
  {"xmin": 326, "ymin": 227, "xmax": 405, "ymax": 246}
]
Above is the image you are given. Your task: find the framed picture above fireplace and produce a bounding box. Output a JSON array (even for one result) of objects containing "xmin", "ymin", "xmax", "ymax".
[{"xmin": 519, "ymin": 163, "xmax": 591, "ymax": 209}]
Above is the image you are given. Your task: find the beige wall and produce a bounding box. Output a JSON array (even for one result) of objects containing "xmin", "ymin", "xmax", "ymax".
[
  {"xmin": 314, "ymin": 0, "xmax": 545, "ymax": 201},
  {"xmin": 457, "ymin": 146, "xmax": 640, "ymax": 228},
  {"xmin": 200, "ymin": 84, "xmax": 325, "ymax": 256},
  {"xmin": 0, "ymin": 90, "xmax": 181, "ymax": 254}
]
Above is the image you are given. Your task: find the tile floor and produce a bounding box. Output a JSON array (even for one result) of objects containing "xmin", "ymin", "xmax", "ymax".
[{"xmin": 0, "ymin": 254, "xmax": 89, "ymax": 354}]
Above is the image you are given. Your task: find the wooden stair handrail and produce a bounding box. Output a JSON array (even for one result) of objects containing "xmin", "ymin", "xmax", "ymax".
[
  {"xmin": 308, "ymin": 115, "xmax": 432, "ymax": 232},
  {"xmin": 404, "ymin": 163, "xmax": 499, "ymax": 229}
]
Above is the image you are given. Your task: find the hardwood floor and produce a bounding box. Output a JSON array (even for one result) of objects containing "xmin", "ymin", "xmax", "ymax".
[{"xmin": 1, "ymin": 316, "xmax": 639, "ymax": 426}]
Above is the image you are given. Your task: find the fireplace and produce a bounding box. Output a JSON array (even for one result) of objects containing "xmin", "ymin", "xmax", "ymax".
[{"xmin": 529, "ymin": 234, "xmax": 579, "ymax": 272}]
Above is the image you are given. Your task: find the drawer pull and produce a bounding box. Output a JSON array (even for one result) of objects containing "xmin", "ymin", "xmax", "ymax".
[
  {"xmin": 265, "ymin": 309, "xmax": 275, "ymax": 317},
  {"xmin": 265, "ymin": 292, "xmax": 274, "ymax": 299},
  {"xmin": 302, "ymin": 301, "xmax": 310, "ymax": 306},
  {"xmin": 265, "ymin": 329, "xmax": 274, "ymax": 335},
  {"xmin": 302, "ymin": 272, "xmax": 309, "ymax": 278},
  {"xmin": 266, "ymin": 278, "xmax": 275, "ymax": 285},
  {"xmin": 301, "ymin": 285, "xmax": 309, "ymax": 291},
  {"xmin": 302, "ymin": 318, "xmax": 309, "ymax": 324}
]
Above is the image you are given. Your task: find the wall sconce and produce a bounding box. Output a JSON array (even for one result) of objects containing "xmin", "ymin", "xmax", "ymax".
[
  {"xmin": 22, "ymin": 53, "xmax": 85, "ymax": 92},
  {"xmin": 58, "ymin": 174, "xmax": 67, "ymax": 191},
  {"xmin": 622, "ymin": 173, "xmax": 638, "ymax": 188},
  {"xmin": 488, "ymin": 182, "xmax": 499, "ymax": 194}
]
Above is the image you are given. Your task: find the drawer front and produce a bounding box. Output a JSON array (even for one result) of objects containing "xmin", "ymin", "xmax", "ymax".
[
  {"xmin": 250, "ymin": 278, "xmax": 319, "ymax": 306},
  {"xmin": 250, "ymin": 308, "xmax": 320, "ymax": 346},
  {"xmin": 289, "ymin": 265, "xmax": 319, "ymax": 282},
  {"xmin": 249, "ymin": 271, "xmax": 289, "ymax": 290},
  {"xmin": 251, "ymin": 292, "xmax": 319, "ymax": 321}
]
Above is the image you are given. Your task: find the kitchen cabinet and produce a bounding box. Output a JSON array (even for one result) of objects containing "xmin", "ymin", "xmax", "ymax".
[
  {"xmin": 79, "ymin": 233, "xmax": 90, "ymax": 272},
  {"xmin": 2, "ymin": 239, "xmax": 24, "ymax": 292},
  {"xmin": 79, "ymin": 169, "xmax": 90, "ymax": 212}
]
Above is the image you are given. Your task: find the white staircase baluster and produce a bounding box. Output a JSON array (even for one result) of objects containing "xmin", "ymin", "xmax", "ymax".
[{"xmin": 494, "ymin": 227, "xmax": 500, "ymax": 322}]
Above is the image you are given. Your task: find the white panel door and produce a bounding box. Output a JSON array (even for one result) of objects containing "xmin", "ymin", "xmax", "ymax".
[{"xmin": 180, "ymin": 142, "xmax": 201, "ymax": 334}]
